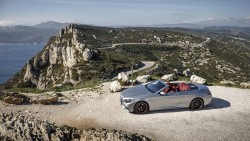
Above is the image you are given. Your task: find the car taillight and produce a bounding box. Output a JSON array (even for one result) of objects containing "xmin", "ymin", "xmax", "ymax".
[{"xmin": 207, "ymin": 92, "xmax": 212, "ymax": 95}]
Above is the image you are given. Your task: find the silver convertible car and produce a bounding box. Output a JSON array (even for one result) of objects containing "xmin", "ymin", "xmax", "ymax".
[{"xmin": 120, "ymin": 80, "xmax": 212, "ymax": 114}]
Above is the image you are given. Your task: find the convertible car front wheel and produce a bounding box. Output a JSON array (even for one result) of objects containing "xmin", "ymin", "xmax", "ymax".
[
  {"xmin": 134, "ymin": 101, "xmax": 149, "ymax": 114},
  {"xmin": 190, "ymin": 98, "xmax": 204, "ymax": 110}
]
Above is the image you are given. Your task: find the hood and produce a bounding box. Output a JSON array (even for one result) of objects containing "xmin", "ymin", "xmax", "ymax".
[{"xmin": 121, "ymin": 85, "xmax": 151, "ymax": 98}]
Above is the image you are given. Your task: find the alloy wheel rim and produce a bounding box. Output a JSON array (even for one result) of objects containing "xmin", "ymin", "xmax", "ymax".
[
  {"xmin": 136, "ymin": 103, "xmax": 146, "ymax": 113},
  {"xmin": 193, "ymin": 100, "xmax": 202, "ymax": 109}
]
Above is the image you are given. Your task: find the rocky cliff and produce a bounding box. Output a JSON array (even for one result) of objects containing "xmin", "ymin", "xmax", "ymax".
[
  {"xmin": 5, "ymin": 24, "xmax": 135, "ymax": 89},
  {"xmin": 5, "ymin": 24, "xmax": 250, "ymax": 90}
]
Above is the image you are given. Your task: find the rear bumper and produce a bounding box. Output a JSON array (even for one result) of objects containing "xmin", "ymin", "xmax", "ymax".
[{"xmin": 204, "ymin": 95, "xmax": 213, "ymax": 106}]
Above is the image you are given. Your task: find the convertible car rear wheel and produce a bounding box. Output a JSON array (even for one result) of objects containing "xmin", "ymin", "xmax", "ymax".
[
  {"xmin": 190, "ymin": 98, "xmax": 204, "ymax": 110},
  {"xmin": 134, "ymin": 101, "xmax": 149, "ymax": 114}
]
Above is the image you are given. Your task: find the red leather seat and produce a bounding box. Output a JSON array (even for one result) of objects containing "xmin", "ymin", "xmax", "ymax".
[{"xmin": 177, "ymin": 83, "xmax": 189, "ymax": 91}]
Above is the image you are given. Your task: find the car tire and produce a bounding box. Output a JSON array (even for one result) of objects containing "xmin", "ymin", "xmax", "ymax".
[
  {"xmin": 134, "ymin": 101, "xmax": 149, "ymax": 114},
  {"xmin": 190, "ymin": 98, "xmax": 204, "ymax": 110}
]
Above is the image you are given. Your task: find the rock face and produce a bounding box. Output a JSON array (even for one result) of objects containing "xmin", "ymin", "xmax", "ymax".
[
  {"xmin": 161, "ymin": 74, "xmax": 174, "ymax": 81},
  {"xmin": 109, "ymin": 81, "xmax": 122, "ymax": 92},
  {"xmin": 0, "ymin": 113, "xmax": 152, "ymax": 141},
  {"xmin": 81, "ymin": 129, "xmax": 151, "ymax": 141},
  {"xmin": 83, "ymin": 48, "xmax": 94, "ymax": 61},
  {"xmin": 7, "ymin": 24, "xmax": 98, "ymax": 90},
  {"xmin": 3, "ymin": 93, "xmax": 29, "ymax": 105},
  {"xmin": 117, "ymin": 72, "xmax": 129, "ymax": 83},
  {"xmin": 220, "ymin": 80, "xmax": 235, "ymax": 85},
  {"xmin": 240, "ymin": 82, "xmax": 250, "ymax": 88},
  {"xmin": 136, "ymin": 75, "xmax": 151, "ymax": 83},
  {"xmin": 30, "ymin": 95, "xmax": 58, "ymax": 105},
  {"xmin": 190, "ymin": 75, "xmax": 206, "ymax": 84}
]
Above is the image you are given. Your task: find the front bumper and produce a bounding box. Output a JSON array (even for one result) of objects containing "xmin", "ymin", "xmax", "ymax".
[{"xmin": 120, "ymin": 97, "xmax": 135, "ymax": 113}]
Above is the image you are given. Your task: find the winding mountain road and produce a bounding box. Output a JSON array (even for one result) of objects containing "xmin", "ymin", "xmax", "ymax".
[{"xmin": 112, "ymin": 61, "xmax": 156, "ymax": 80}]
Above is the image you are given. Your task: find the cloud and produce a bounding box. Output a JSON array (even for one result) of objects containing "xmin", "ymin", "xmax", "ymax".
[{"xmin": 0, "ymin": 20, "xmax": 18, "ymax": 26}]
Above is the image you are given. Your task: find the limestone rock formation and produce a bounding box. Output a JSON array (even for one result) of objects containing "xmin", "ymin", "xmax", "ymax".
[
  {"xmin": 220, "ymin": 80, "xmax": 235, "ymax": 85},
  {"xmin": 161, "ymin": 74, "xmax": 174, "ymax": 81},
  {"xmin": 240, "ymin": 82, "xmax": 250, "ymax": 88},
  {"xmin": 30, "ymin": 95, "xmax": 58, "ymax": 105},
  {"xmin": 3, "ymin": 93, "xmax": 29, "ymax": 105},
  {"xmin": 118, "ymin": 72, "xmax": 129, "ymax": 83},
  {"xmin": 109, "ymin": 81, "xmax": 122, "ymax": 92},
  {"xmin": 0, "ymin": 113, "xmax": 152, "ymax": 141},
  {"xmin": 83, "ymin": 48, "xmax": 94, "ymax": 61},
  {"xmin": 190, "ymin": 75, "xmax": 206, "ymax": 84},
  {"xmin": 136, "ymin": 75, "xmax": 151, "ymax": 83}
]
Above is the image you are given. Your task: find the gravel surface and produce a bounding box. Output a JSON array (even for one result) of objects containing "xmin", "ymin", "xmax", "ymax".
[{"xmin": 1, "ymin": 84, "xmax": 250, "ymax": 141}]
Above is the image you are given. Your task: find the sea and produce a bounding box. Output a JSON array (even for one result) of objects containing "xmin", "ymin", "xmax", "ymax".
[{"xmin": 0, "ymin": 43, "xmax": 45, "ymax": 84}]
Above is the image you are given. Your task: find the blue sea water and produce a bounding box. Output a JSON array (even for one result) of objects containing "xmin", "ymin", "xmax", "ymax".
[{"xmin": 0, "ymin": 43, "xmax": 45, "ymax": 84}]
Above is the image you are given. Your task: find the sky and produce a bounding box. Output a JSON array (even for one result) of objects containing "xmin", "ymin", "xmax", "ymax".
[{"xmin": 0, "ymin": 0, "xmax": 249, "ymax": 26}]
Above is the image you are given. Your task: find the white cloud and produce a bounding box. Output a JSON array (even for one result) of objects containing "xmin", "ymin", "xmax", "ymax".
[{"xmin": 0, "ymin": 20, "xmax": 18, "ymax": 26}]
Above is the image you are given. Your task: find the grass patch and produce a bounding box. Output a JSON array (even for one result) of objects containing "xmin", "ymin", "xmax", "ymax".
[
  {"xmin": 74, "ymin": 80, "xmax": 100, "ymax": 89},
  {"xmin": 176, "ymin": 76, "xmax": 190, "ymax": 82}
]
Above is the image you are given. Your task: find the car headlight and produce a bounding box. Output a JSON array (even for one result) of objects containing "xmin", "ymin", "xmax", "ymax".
[{"xmin": 123, "ymin": 99, "xmax": 135, "ymax": 103}]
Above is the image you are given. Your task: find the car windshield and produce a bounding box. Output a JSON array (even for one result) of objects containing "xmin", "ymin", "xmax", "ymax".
[{"xmin": 146, "ymin": 81, "xmax": 167, "ymax": 93}]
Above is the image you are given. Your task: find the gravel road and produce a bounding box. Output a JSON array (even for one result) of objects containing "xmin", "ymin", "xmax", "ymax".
[
  {"xmin": 1, "ymin": 85, "xmax": 250, "ymax": 141},
  {"xmin": 57, "ymin": 84, "xmax": 250, "ymax": 141}
]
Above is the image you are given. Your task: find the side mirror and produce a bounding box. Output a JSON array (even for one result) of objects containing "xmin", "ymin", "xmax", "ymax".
[{"xmin": 160, "ymin": 91, "xmax": 166, "ymax": 95}]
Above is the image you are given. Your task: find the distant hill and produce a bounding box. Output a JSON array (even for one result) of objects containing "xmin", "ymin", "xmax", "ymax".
[
  {"xmin": 0, "ymin": 21, "xmax": 70, "ymax": 43},
  {"xmin": 0, "ymin": 25, "xmax": 58, "ymax": 43},
  {"xmin": 33, "ymin": 21, "xmax": 68, "ymax": 29}
]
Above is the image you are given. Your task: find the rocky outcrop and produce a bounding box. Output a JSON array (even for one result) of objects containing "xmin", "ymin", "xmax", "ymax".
[
  {"xmin": 109, "ymin": 81, "xmax": 122, "ymax": 92},
  {"xmin": 3, "ymin": 93, "xmax": 29, "ymax": 105},
  {"xmin": 10, "ymin": 24, "xmax": 100, "ymax": 90},
  {"xmin": 83, "ymin": 48, "xmax": 94, "ymax": 61},
  {"xmin": 161, "ymin": 74, "xmax": 174, "ymax": 81},
  {"xmin": 240, "ymin": 82, "xmax": 250, "ymax": 88},
  {"xmin": 30, "ymin": 95, "xmax": 58, "ymax": 105},
  {"xmin": 190, "ymin": 75, "xmax": 206, "ymax": 84},
  {"xmin": 81, "ymin": 129, "xmax": 151, "ymax": 141},
  {"xmin": 220, "ymin": 80, "xmax": 235, "ymax": 85},
  {"xmin": 0, "ymin": 113, "xmax": 152, "ymax": 141},
  {"xmin": 118, "ymin": 72, "xmax": 129, "ymax": 83},
  {"xmin": 136, "ymin": 75, "xmax": 151, "ymax": 83}
]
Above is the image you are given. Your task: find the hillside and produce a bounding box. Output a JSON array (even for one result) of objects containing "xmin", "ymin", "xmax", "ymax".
[{"xmin": 4, "ymin": 24, "xmax": 250, "ymax": 90}]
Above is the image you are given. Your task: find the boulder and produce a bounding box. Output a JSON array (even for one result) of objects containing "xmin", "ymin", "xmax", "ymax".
[
  {"xmin": 240, "ymin": 82, "xmax": 250, "ymax": 88},
  {"xmin": 161, "ymin": 74, "xmax": 174, "ymax": 81},
  {"xmin": 220, "ymin": 80, "xmax": 235, "ymax": 85},
  {"xmin": 3, "ymin": 93, "xmax": 29, "ymax": 105},
  {"xmin": 109, "ymin": 81, "xmax": 122, "ymax": 92},
  {"xmin": 136, "ymin": 75, "xmax": 151, "ymax": 83},
  {"xmin": 183, "ymin": 69, "xmax": 192, "ymax": 77},
  {"xmin": 173, "ymin": 68, "xmax": 182, "ymax": 76},
  {"xmin": 30, "ymin": 95, "xmax": 58, "ymax": 105},
  {"xmin": 83, "ymin": 48, "xmax": 93, "ymax": 61},
  {"xmin": 190, "ymin": 75, "xmax": 206, "ymax": 84},
  {"xmin": 117, "ymin": 72, "xmax": 129, "ymax": 82}
]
